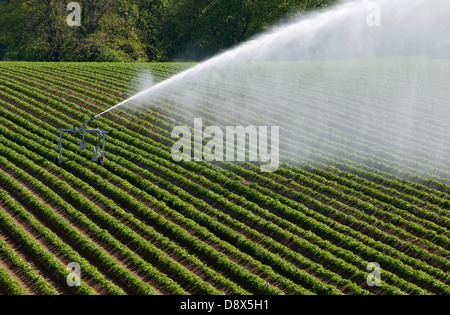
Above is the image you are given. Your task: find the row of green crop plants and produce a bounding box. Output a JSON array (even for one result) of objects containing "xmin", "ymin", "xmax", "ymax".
[
  {"xmin": 3, "ymin": 63, "xmax": 448, "ymax": 203},
  {"xmin": 2, "ymin": 65, "xmax": 446, "ymax": 252},
  {"xmin": 61, "ymin": 62, "xmax": 450, "ymax": 195},
  {"xmin": 92, "ymin": 71, "xmax": 450, "ymax": 212},
  {"xmin": 95, "ymin": 66, "xmax": 450, "ymax": 189},
  {"xmin": 61, "ymin": 61, "xmax": 450, "ymax": 165},
  {"xmin": 0, "ymin": 101, "xmax": 268, "ymax": 294},
  {"xmin": 1, "ymin": 64, "xmax": 448, "ymax": 274},
  {"xmin": 7, "ymin": 59, "xmax": 450, "ymax": 170},
  {"xmin": 123, "ymin": 60, "xmax": 450, "ymax": 163},
  {"xmin": 125, "ymin": 60, "xmax": 450, "ymax": 181},
  {"xmin": 2, "ymin": 96, "xmax": 312, "ymax": 296},
  {"xmin": 0, "ymin": 90, "xmax": 342, "ymax": 296},
  {"xmin": 0, "ymin": 87, "xmax": 324, "ymax": 296},
  {"xmin": 0, "ymin": 76, "xmax": 388, "ymax": 296},
  {"xmin": 13, "ymin": 60, "xmax": 450, "ymax": 160},
  {"xmin": 0, "ymin": 68, "xmax": 450, "ymax": 296},
  {"xmin": 163, "ymin": 73, "xmax": 450, "ymax": 180},
  {"xmin": 0, "ymin": 190, "xmax": 93, "ymax": 295},
  {"xmin": 212, "ymin": 61, "xmax": 450, "ymax": 143},
  {"xmin": 11, "ymin": 59, "xmax": 450, "ymax": 185},
  {"xmin": 9, "ymin": 63, "xmax": 446, "ymax": 228},
  {"xmin": 0, "ymin": 153, "xmax": 163, "ymax": 295},
  {"xmin": 156, "ymin": 79, "xmax": 450, "ymax": 188},
  {"xmin": 1, "ymin": 63, "xmax": 448, "ymax": 262}
]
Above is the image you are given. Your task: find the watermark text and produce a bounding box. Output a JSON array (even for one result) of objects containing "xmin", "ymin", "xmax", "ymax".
[{"xmin": 171, "ymin": 118, "xmax": 279, "ymax": 172}]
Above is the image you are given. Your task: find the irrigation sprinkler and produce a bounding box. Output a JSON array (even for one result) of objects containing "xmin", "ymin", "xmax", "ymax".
[{"xmin": 56, "ymin": 116, "xmax": 109, "ymax": 166}]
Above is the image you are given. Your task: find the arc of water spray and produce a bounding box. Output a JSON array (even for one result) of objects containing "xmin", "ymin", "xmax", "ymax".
[
  {"xmin": 91, "ymin": 0, "xmax": 446, "ymax": 123},
  {"xmin": 91, "ymin": 52, "xmax": 247, "ymax": 120},
  {"xmin": 90, "ymin": 0, "xmax": 356, "ymax": 121}
]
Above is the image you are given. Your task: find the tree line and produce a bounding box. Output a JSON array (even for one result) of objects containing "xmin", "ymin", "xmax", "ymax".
[{"xmin": 0, "ymin": 0, "xmax": 335, "ymax": 62}]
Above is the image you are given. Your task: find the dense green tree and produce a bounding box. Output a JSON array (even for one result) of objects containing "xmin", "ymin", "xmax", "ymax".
[
  {"xmin": 0, "ymin": 0, "xmax": 68, "ymax": 61},
  {"xmin": 132, "ymin": 0, "xmax": 165, "ymax": 61},
  {"xmin": 154, "ymin": 0, "xmax": 335, "ymax": 61},
  {"xmin": 0, "ymin": 0, "xmax": 335, "ymax": 61},
  {"xmin": 0, "ymin": 0, "xmax": 149, "ymax": 61},
  {"xmin": 71, "ymin": 0, "xmax": 148, "ymax": 61}
]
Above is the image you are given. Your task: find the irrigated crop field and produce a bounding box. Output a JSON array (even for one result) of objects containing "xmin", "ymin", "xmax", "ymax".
[{"xmin": 0, "ymin": 62, "xmax": 448, "ymax": 295}]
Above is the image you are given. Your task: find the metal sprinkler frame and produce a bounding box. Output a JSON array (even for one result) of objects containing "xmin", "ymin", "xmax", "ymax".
[{"xmin": 56, "ymin": 117, "xmax": 109, "ymax": 166}]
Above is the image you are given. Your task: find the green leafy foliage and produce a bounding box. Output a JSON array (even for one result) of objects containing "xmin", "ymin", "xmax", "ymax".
[
  {"xmin": 0, "ymin": 0, "xmax": 336, "ymax": 61},
  {"xmin": 0, "ymin": 62, "xmax": 448, "ymax": 295}
]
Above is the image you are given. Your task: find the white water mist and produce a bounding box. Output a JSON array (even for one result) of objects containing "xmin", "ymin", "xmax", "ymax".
[{"xmin": 101, "ymin": 0, "xmax": 450, "ymax": 180}]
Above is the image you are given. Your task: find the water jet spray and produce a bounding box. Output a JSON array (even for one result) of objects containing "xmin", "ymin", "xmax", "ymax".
[{"xmin": 54, "ymin": 0, "xmax": 450, "ymax": 180}]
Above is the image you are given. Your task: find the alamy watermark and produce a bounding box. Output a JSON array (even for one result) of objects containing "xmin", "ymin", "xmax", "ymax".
[
  {"xmin": 367, "ymin": 1, "xmax": 381, "ymax": 27},
  {"xmin": 67, "ymin": 2, "xmax": 81, "ymax": 27},
  {"xmin": 66, "ymin": 262, "xmax": 81, "ymax": 287},
  {"xmin": 171, "ymin": 118, "xmax": 280, "ymax": 172},
  {"xmin": 367, "ymin": 262, "xmax": 382, "ymax": 287}
]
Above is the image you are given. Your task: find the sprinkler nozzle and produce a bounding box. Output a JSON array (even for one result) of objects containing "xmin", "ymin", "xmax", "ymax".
[{"xmin": 82, "ymin": 116, "xmax": 96, "ymax": 128}]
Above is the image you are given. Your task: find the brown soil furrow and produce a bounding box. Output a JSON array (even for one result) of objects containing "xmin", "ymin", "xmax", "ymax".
[
  {"xmin": 0, "ymin": 228, "xmax": 68, "ymax": 295},
  {"xmin": 0, "ymin": 166, "xmax": 164, "ymax": 295},
  {"xmin": 0, "ymin": 103, "xmax": 230, "ymax": 293}
]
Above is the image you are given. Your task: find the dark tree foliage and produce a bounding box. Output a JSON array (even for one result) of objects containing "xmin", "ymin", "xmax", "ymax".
[{"xmin": 0, "ymin": 0, "xmax": 335, "ymax": 62}]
